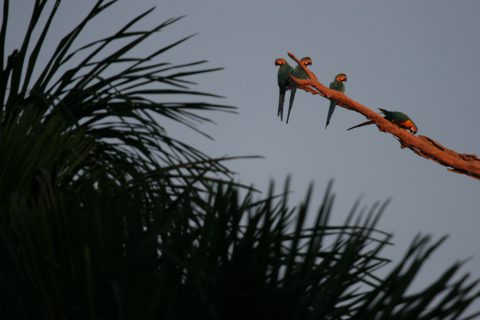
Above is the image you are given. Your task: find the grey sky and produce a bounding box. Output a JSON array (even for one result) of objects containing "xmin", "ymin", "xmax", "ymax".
[{"xmin": 9, "ymin": 0, "xmax": 480, "ymax": 310}]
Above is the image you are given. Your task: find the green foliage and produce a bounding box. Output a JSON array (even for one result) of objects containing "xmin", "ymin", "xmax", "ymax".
[
  {"xmin": 0, "ymin": 1, "xmax": 479, "ymax": 319},
  {"xmin": 2, "ymin": 171, "xmax": 479, "ymax": 319},
  {"xmin": 1, "ymin": 0, "xmax": 239, "ymax": 201}
]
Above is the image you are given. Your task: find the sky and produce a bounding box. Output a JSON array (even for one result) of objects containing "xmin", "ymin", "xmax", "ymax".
[{"xmin": 8, "ymin": 0, "xmax": 480, "ymax": 311}]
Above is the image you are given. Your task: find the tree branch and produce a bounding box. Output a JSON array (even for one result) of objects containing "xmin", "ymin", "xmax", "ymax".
[{"xmin": 287, "ymin": 51, "xmax": 480, "ymax": 180}]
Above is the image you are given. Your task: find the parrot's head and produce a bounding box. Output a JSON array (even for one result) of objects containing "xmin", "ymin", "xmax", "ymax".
[
  {"xmin": 408, "ymin": 122, "xmax": 418, "ymax": 134},
  {"xmin": 336, "ymin": 73, "xmax": 347, "ymax": 82},
  {"xmin": 300, "ymin": 57, "xmax": 312, "ymax": 66},
  {"xmin": 402, "ymin": 118, "xmax": 418, "ymax": 134},
  {"xmin": 275, "ymin": 58, "xmax": 288, "ymax": 66}
]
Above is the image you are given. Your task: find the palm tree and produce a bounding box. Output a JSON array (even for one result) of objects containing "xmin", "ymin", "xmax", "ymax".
[{"xmin": 0, "ymin": 1, "xmax": 478, "ymax": 319}]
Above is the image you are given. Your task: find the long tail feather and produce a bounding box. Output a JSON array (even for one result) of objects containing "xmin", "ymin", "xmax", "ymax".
[
  {"xmin": 286, "ymin": 88, "xmax": 296, "ymax": 124},
  {"xmin": 325, "ymin": 100, "xmax": 336, "ymax": 129},
  {"xmin": 278, "ymin": 89, "xmax": 285, "ymax": 121},
  {"xmin": 346, "ymin": 120, "xmax": 375, "ymax": 131}
]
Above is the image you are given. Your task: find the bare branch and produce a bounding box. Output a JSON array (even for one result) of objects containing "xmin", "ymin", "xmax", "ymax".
[{"xmin": 286, "ymin": 52, "xmax": 480, "ymax": 180}]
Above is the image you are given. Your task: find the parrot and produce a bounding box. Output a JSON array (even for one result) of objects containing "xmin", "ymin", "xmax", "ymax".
[
  {"xmin": 275, "ymin": 58, "xmax": 294, "ymax": 121},
  {"xmin": 286, "ymin": 56, "xmax": 313, "ymax": 124},
  {"xmin": 325, "ymin": 73, "xmax": 347, "ymax": 129},
  {"xmin": 347, "ymin": 108, "xmax": 418, "ymax": 134}
]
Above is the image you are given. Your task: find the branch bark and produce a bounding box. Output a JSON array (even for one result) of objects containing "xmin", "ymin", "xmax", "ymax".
[{"xmin": 287, "ymin": 51, "xmax": 480, "ymax": 180}]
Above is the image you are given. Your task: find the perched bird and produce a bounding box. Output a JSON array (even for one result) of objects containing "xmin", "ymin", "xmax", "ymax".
[
  {"xmin": 286, "ymin": 57, "xmax": 312, "ymax": 124},
  {"xmin": 325, "ymin": 73, "xmax": 347, "ymax": 129},
  {"xmin": 347, "ymin": 108, "xmax": 418, "ymax": 134},
  {"xmin": 275, "ymin": 58, "xmax": 294, "ymax": 121}
]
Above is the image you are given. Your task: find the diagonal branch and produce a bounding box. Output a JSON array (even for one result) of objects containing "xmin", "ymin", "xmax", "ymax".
[{"xmin": 287, "ymin": 51, "xmax": 480, "ymax": 180}]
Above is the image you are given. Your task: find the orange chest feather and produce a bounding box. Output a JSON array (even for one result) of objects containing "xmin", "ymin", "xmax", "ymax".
[{"xmin": 393, "ymin": 119, "xmax": 415, "ymax": 129}]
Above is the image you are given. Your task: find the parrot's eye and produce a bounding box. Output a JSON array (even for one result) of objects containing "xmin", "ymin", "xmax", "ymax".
[{"xmin": 301, "ymin": 58, "xmax": 312, "ymax": 66}]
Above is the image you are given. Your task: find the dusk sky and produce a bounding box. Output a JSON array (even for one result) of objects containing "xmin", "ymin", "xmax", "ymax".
[{"xmin": 8, "ymin": 0, "xmax": 480, "ymax": 309}]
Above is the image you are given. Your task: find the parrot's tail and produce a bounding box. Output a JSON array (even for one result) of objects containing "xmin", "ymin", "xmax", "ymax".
[
  {"xmin": 286, "ymin": 88, "xmax": 297, "ymax": 124},
  {"xmin": 347, "ymin": 120, "xmax": 375, "ymax": 131},
  {"xmin": 278, "ymin": 89, "xmax": 285, "ymax": 121},
  {"xmin": 325, "ymin": 100, "xmax": 337, "ymax": 129}
]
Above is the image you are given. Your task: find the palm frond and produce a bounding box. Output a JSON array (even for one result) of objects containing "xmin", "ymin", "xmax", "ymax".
[{"xmin": 1, "ymin": 1, "xmax": 236, "ymax": 198}]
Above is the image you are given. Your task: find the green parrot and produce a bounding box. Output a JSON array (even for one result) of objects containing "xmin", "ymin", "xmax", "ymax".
[
  {"xmin": 325, "ymin": 73, "xmax": 347, "ymax": 129},
  {"xmin": 347, "ymin": 108, "xmax": 418, "ymax": 134},
  {"xmin": 286, "ymin": 57, "xmax": 312, "ymax": 124},
  {"xmin": 275, "ymin": 58, "xmax": 294, "ymax": 121}
]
